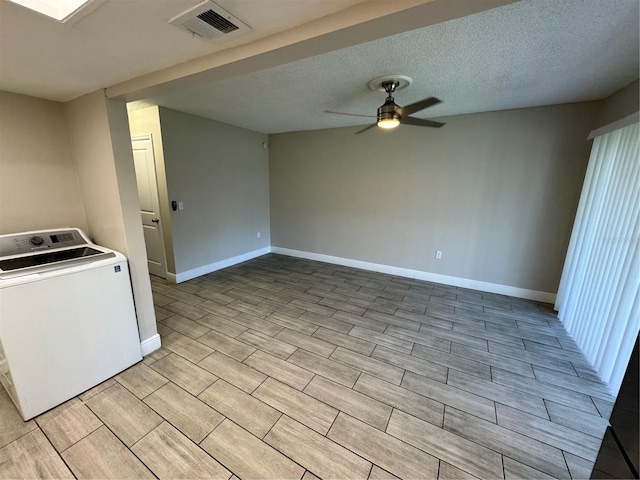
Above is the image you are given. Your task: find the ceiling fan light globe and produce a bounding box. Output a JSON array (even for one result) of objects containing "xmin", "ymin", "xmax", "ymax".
[{"xmin": 377, "ymin": 118, "xmax": 400, "ymax": 129}]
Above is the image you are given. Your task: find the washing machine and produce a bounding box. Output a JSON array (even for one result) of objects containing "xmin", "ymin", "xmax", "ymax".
[{"xmin": 0, "ymin": 228, "xmax": 142, "ymax": 420}]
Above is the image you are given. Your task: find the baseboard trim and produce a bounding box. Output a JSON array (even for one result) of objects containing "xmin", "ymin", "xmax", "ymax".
[
  {"xmin": 175, "ymin": 247, "xmax": 272, "ymax": 283},
  {"xmin": 271, "ymin": 247, "xmax": 557, "ymax": 303},
  {"xmin": 166, "ymin": 272, "xmax": 177, "ymax": 284},
  {"xmin": 140, "ymin": 334, "xmax": 161, "ymax": 356}
]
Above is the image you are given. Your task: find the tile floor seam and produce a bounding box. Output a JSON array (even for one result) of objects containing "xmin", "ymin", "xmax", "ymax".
[
  {"xmin": 74, "ymin": 416, "xmax": 155, "ymax": 477},
  {"xmin": 37, "ymin": 425, "xmax": 79, "ymax": 477},
  {"xmin": 260, "ymin": 415, "xmax": 338, "ymax": 477},
  {"xmin": 441, "ymin": 406, "xmax": 559, "ymax": 478},
  {"xmin": 144, "ymin": 380, "xmax": 224, "ymax": 437},
  {"xmin": 386, "ymin": 407, "xmax": 502, "ymax": 477},
  {"xmin": 248, "ymin": 372, "xmax": 271, "ymax": 395},
  {"xmin": 287, "ymin": 411, "xmax": 391, "ymax": 477},
  {"xmin": 461, "ymin": 400, "xmax": 598, "ymax": 465},
  {"xmin": 304, "ymin": 386, "xmax": 392, "ymax": 434},
  {"xmin": 114, "ymin": 376, "xmax": 167, "ymax": 401}
]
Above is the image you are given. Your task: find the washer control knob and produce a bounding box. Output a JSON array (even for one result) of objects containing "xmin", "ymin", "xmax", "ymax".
[{"xmin": 29, "ymin": 236, "xmax": 45, "ymax": 246}]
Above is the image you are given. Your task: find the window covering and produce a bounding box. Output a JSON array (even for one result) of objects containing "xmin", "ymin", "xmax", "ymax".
[{"xmin": 555, "ymin": 121, "xmax": 639, "ymax": 396}]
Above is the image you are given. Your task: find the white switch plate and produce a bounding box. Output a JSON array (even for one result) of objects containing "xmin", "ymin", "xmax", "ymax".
[
  {"xmin": 178, "ymin": 202, "xmax": 184, "ymax": 211},
  {"xmin": 435, "ymin": 250, "xmax": 442, "ymax": 259},
  {"xmin": 257, "ymin": 232, "xmax": 261, "ymax": 238}
]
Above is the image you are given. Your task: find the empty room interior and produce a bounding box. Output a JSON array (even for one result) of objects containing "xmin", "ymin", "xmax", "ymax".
[{"xmin": 0, "ymin": 0, "xmax": 638, "ymax": 479}]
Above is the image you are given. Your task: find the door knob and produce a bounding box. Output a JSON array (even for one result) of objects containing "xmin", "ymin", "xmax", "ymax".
[{"xmin": 151, "ymin": 218, "xmax": 159, "ymax": 223}]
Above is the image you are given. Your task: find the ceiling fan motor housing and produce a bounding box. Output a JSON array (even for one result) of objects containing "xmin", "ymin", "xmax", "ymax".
[{"xmin": 377, "ymin": 97, "xmax": 401, "ymax": 123}]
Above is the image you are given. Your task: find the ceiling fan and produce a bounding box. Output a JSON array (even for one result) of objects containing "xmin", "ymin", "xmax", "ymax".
[{"xmin": 326, "ymin": 75, "xmax": 445, "ymax": 134}]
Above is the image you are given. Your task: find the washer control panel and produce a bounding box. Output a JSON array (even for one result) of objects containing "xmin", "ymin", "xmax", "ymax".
[{"xmin": 0, "ymin": 229, "xmax": 89, "ymax": 258}]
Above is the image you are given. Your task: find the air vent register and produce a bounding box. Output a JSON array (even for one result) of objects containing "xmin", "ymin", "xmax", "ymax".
[{"xmin": 169, "ymin": 0, "xmax": 250, "ymax": 40}]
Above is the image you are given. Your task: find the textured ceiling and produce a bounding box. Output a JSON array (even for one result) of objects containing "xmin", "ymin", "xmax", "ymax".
[
  {"xmin": 0, "ymin": 0, "xmax": 368, "ymax": 101},
  {"xmin": 130, "ymin": 0, "xmax": 640, "ymax": 134}
]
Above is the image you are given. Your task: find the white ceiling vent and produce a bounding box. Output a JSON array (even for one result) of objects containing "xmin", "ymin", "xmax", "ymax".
[{"xmin": 169, "ymin": 1, "xmax": 250, "ymax": 40}]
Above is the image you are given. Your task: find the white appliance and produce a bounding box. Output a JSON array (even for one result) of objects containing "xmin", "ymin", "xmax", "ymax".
[{"xmin": 0, "ymin": 228, "xmax": 142, "ymax": 420}]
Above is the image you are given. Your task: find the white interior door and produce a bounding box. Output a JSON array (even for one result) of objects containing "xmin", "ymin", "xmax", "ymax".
[{"xmin": 132, "ymin": 135, "xmax": 167, "ymax": 278}]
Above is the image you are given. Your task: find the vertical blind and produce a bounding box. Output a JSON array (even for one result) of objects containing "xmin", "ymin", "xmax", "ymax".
[{"xmin": 555, "ymin": 121, "xmax": 639, "ymax": 396}]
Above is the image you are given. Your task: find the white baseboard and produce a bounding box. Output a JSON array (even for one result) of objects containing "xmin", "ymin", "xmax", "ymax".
[
  {"xmin": 271, "ymin": 247, "xmax": 557, "ymax": 303},
  {"xmin": 166, "ymin": 272, "xmax": 177, "ymax": 284},
  {"xmin": 140, "ymin": 333, "xmax": 161, "ymax": 356},
  {"xmin": 175, "ymin": 247, "xmax": 271, "ymax": 283}
]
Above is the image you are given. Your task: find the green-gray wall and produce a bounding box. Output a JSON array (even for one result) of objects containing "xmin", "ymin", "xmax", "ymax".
[
  {"xmin": 269, "ymin": 102, "xmax": 602, "ymax": 296},
  {"xmin": 599, "ymin": 79, "xmax": 639, "ymax": 127},
  {"xmin": 158, "ymin": 108, "xmax": 270, "ymax": 277}
]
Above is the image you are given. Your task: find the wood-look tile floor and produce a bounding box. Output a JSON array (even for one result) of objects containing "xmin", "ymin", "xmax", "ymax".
[{"xmin": 0, "ymin": 254, "xmax": 615, "ymax": 479}]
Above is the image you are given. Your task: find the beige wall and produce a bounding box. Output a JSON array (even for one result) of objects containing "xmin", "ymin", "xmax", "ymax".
[
  {"xmin": 158, "ymin": 108, "xmax": 270, "ymax": 275},
  {"xmin": 65, "ymin": 91, "xmax": 156, "ymax": 343},
  {"xmin": 128, "ymin": 106, "xmax": 176, "ymax": 275},
  {"xmin": 0, "ymin": 91, "xmax": 87, "ymax": 233},
  {"xmin": 269, "ymin": 102, "xmax": 601, "ymax": 294},
  {"xmin": 65, "ymin": 92, "xmax": 129, "ymax": 251}
]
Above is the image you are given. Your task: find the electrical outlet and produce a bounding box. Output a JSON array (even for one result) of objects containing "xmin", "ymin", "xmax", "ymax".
[
  {"xmin": 435, "ymin": 250, "xmax": 443, "ymax": 259},
  {"xmin": 257, "ymin": 232, "xmax": 261, "ymax": 239},
  {"xmin": 178, "ymin": 202, "xmax": 184, "ymax": 211}
]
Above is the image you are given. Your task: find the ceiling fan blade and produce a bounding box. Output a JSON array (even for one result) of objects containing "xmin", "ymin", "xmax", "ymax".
[
  {"xmin": 397, "ymin": 97, "xmax": 441, "ymax": 117},
  {"xmin": 355, "ymin": 123, "xmax": 378, "ymax": 134},
  {"xmin": 400, "ymin": 116, "xmax": 446, "ymax": 128},
  {"xmin": 325, "ymin": 110, "xmax": 376, "ymax": 118}
]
